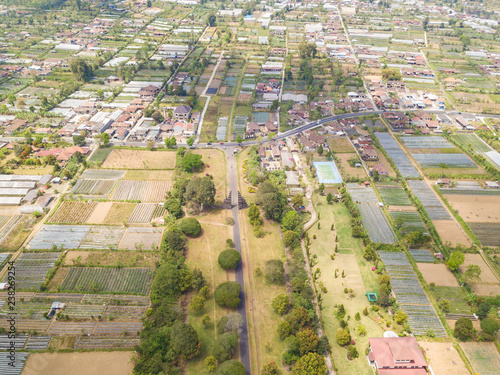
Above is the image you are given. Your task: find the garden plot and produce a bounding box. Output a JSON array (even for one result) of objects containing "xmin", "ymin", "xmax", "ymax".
[
  {"xmin": 358, "ymin": 203, "xmax": 396, "ymax": 243},
  {"xmin": 104, "ymin": 305, "xmax": 148, "ymax": 319},
  {"xmin": 461, "ymin": 342, "xmax": 500, "ymax": 375},
  {"xmin": 378, "ymin": 185, "xmax": 411, "ymax": 206},
  {"xmin": 469, "ymin": 223, "xmax": 500, "ymax": 247},
  {"xmin": 47, "ymin": 322, "xmax": 96, "ymax": 335},
  {"xmin": 400, "ymin": 304, "xmax": 447, "ymax": 337},
  {"xmin": 409, "ymin": 249, "xmax": 434, "ymax": 263},
  {"xmin": 433, "ymin": 220, "xmax": 469, "ymax": 246},
  {"xmin": 101, "ymin": 150, "xmax": 176, "ymax": 169},
  {"xmin": 401, "ymin": 136, "xmax": 455, "ymax": 149},
  {"xmin": 93, "ymin": 321, "xmax": 143, "ymax": 335},
  {"xmin": 0, "ymin": 335, "xmax": 28, "ymax": 350},
  {"xmin": 407, "ymin": 180, "xmax": 451, "ymax": 220},
  {"xmin": 112, "ymin": 180, "xmax": 170, "ymax": 201},
  {"xmin": 0, "ymin": 215, "xmax": 23, "ymax": 244},
  {"xmin": 128, "ymin": 203, "xmax": 166, "ymax": 223},
  {"xmin": 0, "ymin": 352, "xmax": 29, "ymax": 375},
  {"xmin": 64, "ymin": 304, "xmax": 105, "ymax": 319},
  {"xmin": 29, "ymin": 225, "xmax": 90, "ymax": 249},
  {"xmin": 25, "ymin": 336, "xmax": 51, "ymax": 350},
  {"xmin": 4, "ymin": 252, "xmax": 61, "ymax": 289},
  {"xmin": 75, "ymin": 337, "xmax": 140, "ymax": 350},
  {"xmin": 445, "ymin": 195, "xmax": 500, "ymax": 222},
  {"xmin": 417, "ymin": 263, "xmax": 459, "ymax": 287},
  {"xmin": 60, "ymin": 267, "xmax": 152, "ymax": 295},
  {"xmin": 81, "ymin": 294, "xmax": 150, "ymax": 306},
  {"xmin": 71, "ymin": 179, "xmax": 115, "ymax": 195},
  {"xmin": 49, "ymin": 201, "xmax": 97, "ymax": 224},
  {"xmin": 375, "ymin": 132, "xmax": 420, "ymax": 178},
  {"xmin": 432, "ymin": 286, "xmax": 471, "ymax": 315},
  {"xmin": 79, "ymin": 227, "xmax": 126, "ymax": 250},
  {"xmin": 451, "ymin": 133, "xmax": 492, "ymax": 154},
  {"xmin": 459, "ymin": 254, "xmax": 499, "ymax": 284},
  {"xmin": 390, "ymin": 211, "xmax": 428, "ymax": 236},
  {"xmin": 80, "ymin": 169, "xmax": 125, "ymax": 180},
  {"xmin": 118, "ymin": 227, "xmax": 163, "ymax": 250},
  {"xmin": 346, "ymin": 183, "xmax": 378, "ymax": 203},
  {"xmin": 412, "ymin": 153, "xmax": 476, "ymax": 168}
]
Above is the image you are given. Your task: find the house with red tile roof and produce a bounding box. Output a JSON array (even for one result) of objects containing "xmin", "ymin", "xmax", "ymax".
[{"xmin": 368, "ymin": 337, "xmax": 428, "ymax": 375}]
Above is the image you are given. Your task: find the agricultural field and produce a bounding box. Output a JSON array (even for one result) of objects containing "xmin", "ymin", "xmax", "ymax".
[
  {"xmin": 431, "ymin": 286, "xmax": 472, "ymax": 315},
  {"xmin": 375, "ymin": 132, "xmax": 420, "ymax": 178},
  {"xmin": 118, "ymin": 227, "xmax": 164, "ymax": 251},
  {"xmin": 419, "ymin": 341, "xmax": 469, "ymax": 375},
  {"xmin": 48, "ymin": 201, "xmax": 97, "ymax": 224},
  {"xmin": 461, "ymin": 342, "xmax": 500, "ymax": 375},
  {"xmin": 335, "ymin": 153, "xmax": 368, "ymax": 178},
  {"xmin": 0, "ymin": 352, "xmax": 29, "ymax": 375},
  {"xmin": 4, "ymin": 252, "xmax": 62, "ymax": 290},
  {"xmin": 451, "ymin": 133, "xmax": 492, "ymax": 154},
  {"xmin": 71, "ymin": 179, "xmax": 116, "ymax": 195},
  {"xmin": 123, "ymin": 169, "xmax": 174, "ymax": 181},
  {"xmin": 417, "ymin": 263, "xmax": 459, "ymax": 287},
  {"xmin": 390, "ymin": 211, "xmax": 427, "ymax": 236},
  {"xmin": 445, "ymin": 194, "xmax": 500, "ymax": 222},
  {"xmin": 378, "ymin": 185, "xmax": 412, "ymax": 206},
  {"xmin": 79, "ymin": 227, "xmax": 127, "ymax": 250},
  {"xmin": 128, "ymin": 203, "xmax": 166, "ymax": 224},
  {"xmin": 346, "ymin": 183, "xmax": 378, "ymax": 203},
  {"xmin": 408, "ymin": 249, "xmax": 435, "ymax": 263},
  {"xmin": 102, "ymin": 203, "xmax": 136, "ymax": 225},
  {"xmin": 59, "ymin": 267, "xmax": 152, "ymax": 295},
  {"xmin": 88, "ymin": 147, "xmax": 114, "ymax": 164},
  {"xmin": 29, "ymin": 225, "xmax": 90, "ymax": 249},
  {"xmin": 64, "ymin": 251, "xmax": 159, "ymax": 268},
  {"xmin": 407, "ymin": 180, "xmax": 451, "ymax": 220},
  {"xmin": 112, "ymin": 180, "xmax": 171, "ymax": 201},
  {"xmin": 327, "ymin": 137, "xmax": 355, "ymax": 153},
  {"xmin": 469, "ymin": 223, "xmax": 500, "ymax": 247},
  {"xmin": 412, "ymin": 153, "xmax": 477, "ymax": 168},
  {"xmin": 101, "ymin": 149, "xmax": 176, "ymax": 169},
  {"xmin": 80, "ymin": 170, "xmax": 125, "ymax": 180},
  {"xmin": 432, "ymin": 220, "xmax": 470, "ymax": 247},
  {"xmin": 401, "ymin": 136, "xmax": 456, "ymax": 149},
  {"xmin": 358, "ymin": 203, "xmax": 397, "ymax": 244}
]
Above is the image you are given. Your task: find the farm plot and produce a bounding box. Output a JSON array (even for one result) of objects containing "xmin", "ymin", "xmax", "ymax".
[
  {"xmin": 451, "ymin": 133, "xmax": 492, "ymax": 154},
  {"xmin": 445, "ymin": 195, "xmax": 500, "ymax": 223},
  {"xmin": 75, "ymin": 337, "xmax": 140, "ymax": 350},
  {"xmin": 375, "ymin": 132, "xmax": 420, "ymax": 178},
  {"xmin": 60, "ymin": 268, "xmax": 152, "ymax": 295},
  {"xmin": 0, "ymin": 352, "xmax": 29, "ymax": 375},
  {"xmin": 346, "ymin": 183, "xmax": 378, "ymax": 203},
  {"xmin": 468, "ymin": 223, "xmax": 500, "ymax": 247},
  {"xmin": 48, "ymin": 201, "xmax": 97, "ymax": 224},
  {"xmin": 459, "ymin": 254, "xmax": 499, "ymax": 284},
  {"xmin": 4, "ymin": 253, "xmax": 61, "ymax": 289},
  {"xmin": 327, "ymin": 137, "xmax": 354, "ymax": 153},
  {"xmin": 71, "ymin": 179, "xmax": 115, "ymax": 195},
  {"xmin": 104, "ymin": 305, "xmax": 148, "ymax": 319},
  {"xmin": 417, "ymin": 263, "xmax": 459, "ymax": 287},
  {"xmin": 81, "ymin": 294, "xmax": 150, "ymax": 306},
  {"xmin": 112, "ymin": 180, "xmax": 170, "ymax": 201},
  {"xmin": 79, "ymin": 227, "xmax": 126, "ymax": 250},
  {"xmin": 101, "ymin": 149, "xmax": 176, "ymax": 169},
  {"xmin": 461, "ymin": 342, "xmax": 500, "ymax": 375},
  {"xmin": 0, "ymin": 215, "xmax": 23, "ymax": 244},
  {"xmin": 412, "ymin": 153, "xmax": 477, "ymax": 168},
  {"xmin": 29, "ymin": 225, "xmax": 90, "ymax": 249},
  {"xmin": 407, "ymin": 180, "xmax": 451, "ymax": 220},
  {"xmin": 0, "ymin": 335, "xmax": 28, "ymax": 350},
  {"xmin": 64, "ymin": 304, "xmax": 105, "ymax": 319},
  {"xmin": 47, "ymin": 322, "xmax": 96, "ymax": 335},
  {"xmin": 80, "ymin": 169, "xmax": 125, "ymax": 180},
  {"xmin": 358, "ymin": 203, "xmax": 396, "ymax": 243},
  {"xmin": 128, "ymin": 203, "xmax": 166, "ymax": 223},
  {"xmin": 390, "ymin": 211, "xmax": 428, "ymax": 236},
  {"xmin": 432, "ymin": 286, "xmax": 471, "ymax": 314},
  {"xmin": 401, "ymin": 136, "xmax": 455, "ymax": 149},
  {"xmin": 399, "ymin": 304, "xmax": 447, "ymax": 337},
  {"xmin": 0, "ymin": 301, "xmax": 50, "ymax": 319},
  {"xmin": 118, "ymin": 227, "xmax": 163, "ymax": 250},
  {"xmin": 409, "ymin": 249, "xmax": 434, "ymax": 263},
  {"xmin": 93, "ymin": 321, "xmax": 143, "ymax": 335},
  {"xmin": 25, "ymin": 336, "xmax": 51, "ymax": 350},
  {"xmin": 378, "ymin": 185, "xmax": 412, "ymax": 206}
]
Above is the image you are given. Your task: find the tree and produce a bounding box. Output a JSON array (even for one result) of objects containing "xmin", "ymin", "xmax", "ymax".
[
  {"xmin": 347, "ymin": 345, "xmax": 359, "ymax": 359},
  {"xmin": 24, "ymin": 129, "xmax": 33, "ymax": 145},
  {"xmin": 256, "ymin": 181, "xmax": 287, "ymax": 222},
  {"xmin": 396, "ymin": 310, "xmax": 408, "ymax": 325},
  {"xmin": 477, "ymin": 302, "xmax": 491, "ymax": 320},
  {"xmin": 236, "ymin": 134, "xmax": 243, "ymax": 144},
  {"xmin": 283, "ymin": 230, "xmax": 300, "ymax": 249},
  {"xmin": 281, "ymin": 210, "xmax": 303, "ymax": 235},
  {"xmin": 190, "ymin": 295, "xmax": 206, "ymax": 315},
  {"xmin": 272, "ymin": 294, "xmax": 290, "ymax": 315},
  {"xmin": 317, "ymin": 145, "xmax": 323, "ymax": 155},
  {"xmin": 480, "ymin": 318, "xmax": 500, "ymax": 335},
  {"xmin": 277, "ymin": 321, "xmax": 292, "ymax": 340},
  {"xmin": 378, "ymin": 283, "xmax": 390, "ymax": 306},
  {"xmin": 459, "ymin": 34, "xmax": 471, "ymax": 47},
  {"xmin": 73, "ymin": 135, "xmax": 86, "ymax": 146},
  {"xmin": 101, "ymin": 132, "xmax": 110, "ymax": 146},
  {"xmin": 335, "ymin": 328, "xmax": 351, "ymax": 346},
  {"xmin": 454, "ymin": 317, "xmax": 474, "ymax": 341},
  {"xmin": 184, "ymin": 176, "xmax": 216, "ymax": 211},
  {"xmin": 178, "ymin": 217, "xmax": 202, "ymax": 237},
  {"xmin": 318, "ymin": 183, "xmax": 325, "ymax": 194},
  {"xmin": 182, "ymin": 153, "xmax": 203, "ymax": 172},
  {"xmin": 464, "ymin": 264, "xmax": 481, "ymax": 284},
  {"xmin": 218, "ymin": 249, "xmax": 241, "ymax": 269},
  {"xmin": 162, "ymin": 227, "xmax": 186, "ymax": 255},
  {"xmin": 186, "ymin": 136, "xmax": 195, "ymax": 147},
  {"xmin": 165, "ymin": 136, "xmax": 177, "ymax": 149},
  {"xmin": 439, "ymin": 299, "xmax": 451, "ymax": 313},
  {"xmin": 296, "ymin": 328, "xmax": 319, "ymax": 355},
  {"xmin": 326, "ymin": 193, "xmax": 333, "ymax": 204},
  {"xmin": 205, "ymin": 356, "xmax": 216, "ymax": 372},
  {"xmin": 164, "ymin": 198, "xmax": 183, "ymax": 218},
  {"xmin": 447, "ymin": 252, "xmax": 465, "ymax": 271},
  {"xmin": 291, "ymin": 194, "xmax": 304, "ymax": 209},
  {"xmin": 213, "ymin": 332, "xmax": 238, "ymax": 363},
  {"xmin": 262, "ymin": 361, "xmax": 278, "ymax": 375},
  {"xmin": 217, "ymin": 313, "xmax": 243, "ymax": 335},
  {"xmin": 292, "ymin": 353, "xmax": 327, "ymax": 375},
  {"xmin": 207, "ymin": 13, "xmax": 216, "ymax": 27},
  {"xmin": 171, "ymin": 321, "xmax": 201, "ymax": 359},
  {"xmin": 248, "ymin": 204, "xmax": 263, "ymax": 226},
  {"xmin": 405, "ymin": 230, "xmax": 430, "ymax": 247},
  {"xmin": 216, "ymin": 360, "xmax": 246, "ymax": 375},
  {"xmin": 214, "ymin": 281, "xmax": 241, "ymax": 308},
  {"xmin": 265, "ymin": 259, "xmax": 285, "ymax": 284},
  {"xmin": 298, "ymin": 42, "xmax": 318, "ymax": 59},
  {"xmin": 69, "ymin": 58, "xmax": 93, "ymax": 82}
]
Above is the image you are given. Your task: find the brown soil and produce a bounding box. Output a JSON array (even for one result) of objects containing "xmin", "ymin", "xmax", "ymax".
[
  {"xmin": 23, "ymin": 352, "xmax": 134, "ymax": 375},
  {"xmin": 446, "ymin": 195, "xmax": 500, "ymax": 222},
  {"xmin": 102, "ymin": 149, "xmax": 176, "ymax": 169},
  {"xmin": 433, "ymin": 220, "xmax": 470, "ymax": 246},
  {"xmin": 418, "ymin": 341, "xmax": 469, "ymax": 375},
  {"xmin": 64, "ymin": 250, "xmax": 159, "ymax": 267},
  {"xmin": 86, "ymin": 202, "xmax": 113, "ymax": 224},
  {"xmin": 459, "ymin": 254, "xmax": 499, "ymax": 284},
  {"xmin": 417, "ymin": 263, "xmax": 459, "ymax": 287}
]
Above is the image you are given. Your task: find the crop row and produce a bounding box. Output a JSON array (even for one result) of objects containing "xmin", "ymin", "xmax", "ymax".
[
  {"xmin": 358, "ymin": 203, "xmax": 396, "ymax": 244},
  {"xmin": 112, "ymin": 180, "xmax": 171, "ymax": 202},
  {"xmin": 407, "ymin": 180, "xmax": 451, "ymax": 220},
  {"xmin": 4, "ymin": 252, "xmax": 61, "ymax": 289},
  {"xmin": 72, "ymin": 179, "xmax": 115, "ymax": 195},
  {"xmin": 468, "ymin": 222, "xmax": 500, "ymax": 247},
  {"xmin": 346, "ymin": 183, "xmax": 378, "ymax": 203},
  {"xmin": 375, "ymin": 132, "xmax": 420, "ymax": 178},
  {"xmin": 128, "ymin": 203, "xmax": 166, "ymax": 223},
  {"xmin": 49, "ymin": 201, "xmax": 97, "ymax": 224},
  {"xmin": 401, "ymin": 136, "xmax": 455, "ymax": 149},
  {"xmin": 80, "ymin": 169, "xmax": 125, "ymax": 180},
  {"xmin": 390, "ymin": 211, "xmax": 428, "ymax": 236},
  {"xmin": 378, "ymin": 186, "xmax": 412, "ymax": 206},
  {"xmin": 412, "ymin": 153, "xmax": 476, "ymax": 168}
]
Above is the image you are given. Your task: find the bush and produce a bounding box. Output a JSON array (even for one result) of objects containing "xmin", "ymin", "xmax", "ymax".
[
  {"xmin": 164, "ymin": 198, "xmax": 183, "ymax": 218},
  {"xmin": 261, "ymin": 361, "xmax": 278, "ymax": 375},
  {"xmin": 265, "ymin": 259, "xmax": 285, "ymax": 284},
  {"xmin": 335, "ymin": 328, "xmax": 351, "ymax": 346},
  {"xmin": 216, "ymin": 359, "xmax": 246, "ymax": 375},
  {"xmin": 480, "ymin": 318, "xmax": 500, "ymax": 334},
  {"xmin": 218, "ymin": 249, "xmax": 241, "ymax": 269},
  {"xmin": 272, "ymin": 294, "xmax": 290, "ymax": 315},
  {"xmin": 170, "ymin": 321, "xmax": 201, "ymax": 359},
  {"xmin": 347, "ymin": 345, "xmax": 359, "ymax": 359},
  {"xmin": 214, "ymin": 281, "xmax": 241, "ymax": 308},
  {"xmin": 454, "ymin": 317, "xmax": 474, "ymax": 341},
  {"xmin": 178, "ymin": 217, "xmax": 202, "ymax": 237},
  {"xmin": 189, "ymin": 295, "xmax": 206, "ymax": 315},
  {"xmin": 396, "ymin": 311, "xmax": 408, "ymax": 325},
  {"xmin": 213, "ymin": 332, "xmax": 238, "ymax": 363}
]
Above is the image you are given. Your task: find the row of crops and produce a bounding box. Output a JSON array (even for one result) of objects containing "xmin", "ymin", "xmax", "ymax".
[
  {"xmin": 0, "ymin": 291, "xmax": 150, "ymax": 306},
  {"xmin": 29, "ymin": 225, "xmax": 90, "ymax": 249},
  {"xmin": 346, "ymin": 183, "xmax": 378, "ymax": 203},
  {"xmin": 389, "ymin": 211, "xmax": 428, "ymax": 236},
  {"xmin": 75, "ymin": 337, "xmax": 140, "ymax": 350},
  {"xmin": 407, "ymin": 180, "xmax": 451, "ymax": 220},
  {"xmin": 468, "ymin": 222, "xmax": 500, "ymax": 247},
  {"xmin": 358, "ymin": 203, "xmax": 397, "ymax": 244},
  {"xmin": 375, "ymin": 132, "xmax": 420, "ymax": 178},
  {"xmin": 378, "ymin": 185, "xmax": 412, "ymax": 206},
  {"xmin": 408, "ymin": 249, "xmax": 435, "ymax": 263},
  {"xmin": 3, "ymin": 253, "xmax": 62, "ymax": 290},
  {"xmin": 71, "ymin": 179, "xmax": 116, "ymax": 195},
  {"xmin": 451, "ymin": 133, "xmax": 492, "ymax": 154},
  {"xmin": 48, "ymin": 201, "xmax": 97, "ymax": 224},
  {"xmin": 401, "ymin": 136, "xmax": 455, "ymax": 149},
  {"xmin": 80, "ymin": 169, "xmax": 125, "ymax": 180},
  {"xmin": 0, "ymin": 335, "xmax": 50, "ymax": 351},
  {"xmin": 378, "ymin": 251, "xmax": 446, "ymax": 337},
  {"xmin": 60, "ymin": 268, "xmax": 152, "ymax": 295},
  {"xmin": 128, "ymin": 203, "xmax": 166, "ymax": 223},
  {"xmin": 79, "ymin": 226, "xmax": 126, "ymax": 250},
  {"xmin": 112, "ymin": 180, "xmax": 171, "ymax": 202},
  {"xmin": 0, "ymin": 215, "xmax": 23, "ymax": 244},
  {"xmin": 412, "ymin": 153, "xmax": 476, "ymax": 168},
  {"xmin": 0, "ymin": 352, "xmax": 29, "ymax": 375}
]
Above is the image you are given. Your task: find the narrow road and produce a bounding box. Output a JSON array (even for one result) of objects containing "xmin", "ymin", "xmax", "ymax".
[{"xmin": 225, "ymin": 147, "xmax": 251, "ymax": 374}]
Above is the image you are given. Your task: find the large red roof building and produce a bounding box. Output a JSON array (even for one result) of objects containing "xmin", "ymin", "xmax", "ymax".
[{"xmin": 368, "ymin": 337, "xmax": 428, "ymax": 375}]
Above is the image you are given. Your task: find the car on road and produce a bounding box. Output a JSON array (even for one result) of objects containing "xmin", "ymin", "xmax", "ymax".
[
  {"xmin": 220, "ymin": 142, "xmax": 224, "ymax": 145},
  {"xmin": 207, "ymin": 142, "xmax": 212, "ymax": 145},
  {"xmin": 190, "ymin": 146, "xmax": 196, "ymax": 149}
]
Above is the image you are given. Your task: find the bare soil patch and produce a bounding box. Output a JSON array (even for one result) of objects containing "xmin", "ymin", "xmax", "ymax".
[
  {"xmin": 446, "ymin": 195, "xmax": 500, "ymax": 222},
  {"xmin": 417, "ymin": 263, "xmax": 459, "ymax": 287},
  {"xmin": 419, "ymin": 341, "xmax": 469, "ymax": 375},
  {"xmin": 433, "ymin": 220, "xmax": 470, "ymax": 246},
  {"xmin": 470, "ymin": 284, "xmax": 500, "ymax": 296},
  {"xmin": 102, "ymin": 149, "xmax": 176, "ymax": 169},
  {"xmin": 459, "ymin": 254, "xmax": 499, "ymax": 284},
  {"xmin": 23, "ymin": 352, "xmax": 134, "ymax": 375},
  {"xmin": 86, "ymin": 202, "xmax": 113, "ymax": 224}
]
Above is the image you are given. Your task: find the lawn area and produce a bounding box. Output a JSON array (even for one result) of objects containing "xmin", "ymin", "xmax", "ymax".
[
  {"xmin": 186, "ymin": 211, "xmax": 234, "ymax": 375},
  {"xmin": 193, "ymin": 148, "xmax": 227, "ymax": 202},
  {"xmin": 12, "ymin": 165, "xmax": 53, "ymax": 175},
  {"xmin": 238, "ymin": 212, "xmax": 288, "ymax": 374},
  {"xmin": 308, "ymin": 195, "xmax": 385, "ymax": 374},
  {"xmin": 103, "ymin": 203, "xmax": 136, "ymax": 225},
  {"xmin": 327, "ymin": 137, "xmax": 355, "ymax": 153}
]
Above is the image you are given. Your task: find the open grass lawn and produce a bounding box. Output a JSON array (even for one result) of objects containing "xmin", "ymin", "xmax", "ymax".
[
  {"xmin": 308, "ymin": 195, "xmax": 386, "ymax": 374},
  {"xmin": 193, "ymin": 148, "xmax": 227, "ymax": 202},
  {"xmin": 239, "ymin": 213, "xmax": 288, "ymax": 375},
  {"xmin": 103, "ymin": 203, "xmax": 136, "ymax": 225},
  {"xmin": 12, "ymin": 165, "xmax": 53, "ymax": 176},
  {"xmin": 186, "ymin": 212, "xmax": 233, "ymax": 375}
]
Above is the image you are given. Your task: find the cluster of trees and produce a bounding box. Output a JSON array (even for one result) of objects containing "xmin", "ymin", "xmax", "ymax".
[{"xmin": 454, "ymin": 300, "xmax": 500, "ymax": 342}]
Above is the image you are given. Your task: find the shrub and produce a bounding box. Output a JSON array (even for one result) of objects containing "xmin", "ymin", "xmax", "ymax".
[
  {"xmin": 213, "ymin": 332, "xmax": 238, "ymax": 363},
  {"xmin": 189, "ymin": 295, "xmax": 206, "ymax": 315},
  {"xmin": 335, "ymin": 328, "xmax": 351, "ymax": 346},
  {"xmin": 396, "ymin": 311, "xmax": 408, "ymax": 325},
  {"xmin": 218, "ymin": 249, "xmax": 241, "ymax": 269},
  {"xmin": 272, "ymin": 294, "xmax": 290, "ymax": 315},
  {"xmin": 214, "ymin": 281, "xmax": 241, "ymax": 308},
  {"xmin": 261, "ymin": 361, "xmax": 278, "ymax": 375},
  {"xmin": 454, "ymin": 317, "xmax": 474, "ymax": 341},
  {"xmin": 357, "ymin": 325, "xmax": 367, "ymax": 336},
  {"xmin": 480, "ymin": 318, "xmax": 500, "ymax": 335},
  {"xmin": 216, "ymin": 359, "xmax": 246, "ymax": 375},
  {"xmin": 265, "ymin": 259, "xmax": 285, "ymax": 284},
  {"xmin": 178, "ymin": 217, "xmax": 202, "ymax": 237},
  {"xmin": 347, "ymin": 345, "xmax": 359, "ymax": 359},
  {"xmin": 164, "ymin": 198, "xmax": 183, "ymax": 218}
]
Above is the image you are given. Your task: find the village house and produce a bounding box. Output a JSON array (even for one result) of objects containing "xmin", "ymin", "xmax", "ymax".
[
  {"xmin": 173, "ymin": 105, "xmax": 192, "ymax": 120},
  {"xmin": 368, "ymin": 337, "xmax": 428, "ymax": 375}
]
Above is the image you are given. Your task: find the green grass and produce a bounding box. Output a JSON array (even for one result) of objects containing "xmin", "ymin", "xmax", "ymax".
[
  {"xmin": 378, "ymin": 186, "xmax": 412, "ymax": 206},
  {"xmin": 451, "ymin": 133, "xmax": 491, "ymax": 154},
  {"xmin": 431, "ymin": 286, "xmax": 471, "ymax": 314},
  {"xmin": 88, "ymin": 147, "xmax": 113, "ymax": 163},
  {"xmin": 390, "ymin": 211, "xmax": 428, "ymax": 236}
]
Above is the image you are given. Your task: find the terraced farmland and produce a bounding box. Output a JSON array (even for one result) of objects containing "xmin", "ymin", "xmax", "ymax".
[
  {"xmin": 3, "ymin": 252, "xmax": 61, "ymax": 290},
  {"xmin": 358, "ymin": 203, "xmax": 396, "ymax": 243},
  {"xmin": 468, "ymin": 222, "xmax": 500, "ymax": 247},
  {"xmin": 390, "ymin": 211, "xmax": 428, "ymax": 236},
  {"xmin": 48, "ymin": 201, "xmax": 97, "ymax": 224},
  {"xmin": 128, "ymin": 203, "xmax": 166, "ymax": 223},
  {"xmin": 60, "ymin": 268, "xmax": 152, "ymax": 295},
  {"xmin": 29, "ymin": 225, "xmax": 90, "ymax": 249},
  {"xmin": 79, "ymin": 226, "xmax": 126, "ymax": 250},
  {"xmin": 378, "ymin": 185, "xmax": 412, "ymax": 206},
  {"xmin": 112, "ymin": 180, "xmax": 171, "ymax": 201},
  {"xmin": 71, "ymin": 179, "xmax": 115, "ymax": 195}
]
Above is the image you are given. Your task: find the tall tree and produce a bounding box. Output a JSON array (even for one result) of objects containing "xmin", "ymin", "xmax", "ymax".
[
  {"xmin": 69, "ymin": 58, "xmax": 93, "ymax": 82},
  {"xmin": 184, "ymin": 176, "xmax": 216, "ymax": 211}
]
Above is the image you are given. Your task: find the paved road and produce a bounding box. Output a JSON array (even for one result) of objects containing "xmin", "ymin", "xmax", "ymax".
[{"xmin": 225, "ymin": 146, "xmax": 251, "ymax": 374}]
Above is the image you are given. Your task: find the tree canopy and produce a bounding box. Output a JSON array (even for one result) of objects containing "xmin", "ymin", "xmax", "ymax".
[
  {"xmin": 182, "ymin": 153, "xmax": 204, "ymax": 172},
  {"xmin": 218, "ymin": 249, "xmax": 242, "ymax": 269},
  {"xmin": 178, "ymin": 217, "xmax": 202, "ymax": 237},
  {"xmin": 170, "ymin": 321, "xmax": 201, "ymax": 359},
  {"xmin": 217, "ymin": 360, "xmax": 246, "ymax": 375},
  {"xmin": 213, "ymin": 332, "xmax": 238, "ymax": 363},
  {"xmin": 447, "ymin": 252, "xmax": 465, "ymax": 271},
  {"xmin": 292, "ymin": 353, "xmax": 327, "ymax": 375},
  {"xmin": 214, "ymin": 281, "xmax": 241, "ymax": 308},
  {"xmin": 256, "ymin": 180, "xmax": 287, "ymax": 222},
  {"xmin": 69, "ymin": 58, "xmax": 93, "ymax": 82},
  {"xmin": 454, "ymin": 317, "xmax": 474, "ymax": 341},
  {"xmin": 184, "ymin": 176, "xmax": 216, "ymax": 211}
]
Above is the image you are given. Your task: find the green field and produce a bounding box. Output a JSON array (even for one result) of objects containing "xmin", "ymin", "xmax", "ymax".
[
  {"xmin": 378, "ymin": 186, "xmax": 412, "ymax": 206},
  {"xmin": 432, "ymin": 286, "xmax": 471, "ymax": 314},
  {"xmin": 451, "ymin": 133, "xmax": 491, "ymax": 154},
  {"xmin": 88, "ymin": 147, "xmax": 113, "ymax": 163}
]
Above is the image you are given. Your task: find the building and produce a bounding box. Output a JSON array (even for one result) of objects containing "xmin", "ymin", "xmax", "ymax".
[
  {"xmin": 173, "ymin": 105, "xmax": 192, "ymax": 120},
  {"xmin": 368, "ymin": 337, "xmax": 428, "ymax": 375}
]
